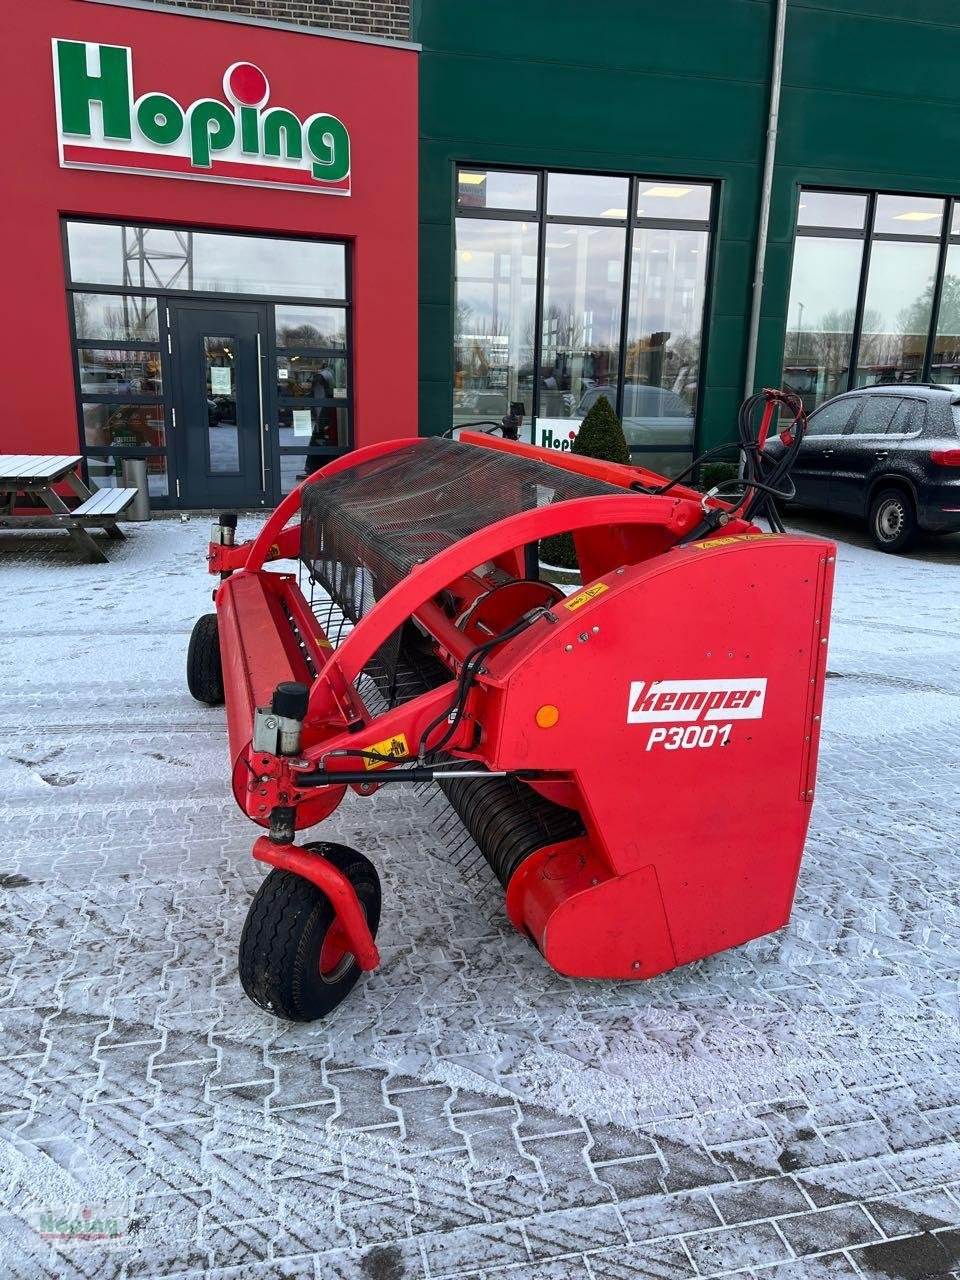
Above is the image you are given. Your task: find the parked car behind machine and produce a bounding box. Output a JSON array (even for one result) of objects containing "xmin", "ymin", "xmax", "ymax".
[{"xmin": 772, "ymin": 384, "xmax": 960, "ymax": 552}]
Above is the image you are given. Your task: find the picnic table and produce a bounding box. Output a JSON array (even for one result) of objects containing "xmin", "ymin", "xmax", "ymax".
[{"xmin": 0, "ymin": 455, "xmax": 139, "ymax": 563}]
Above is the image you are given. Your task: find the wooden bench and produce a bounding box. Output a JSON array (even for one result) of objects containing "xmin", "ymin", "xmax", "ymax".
[
  {"xmin": 0, "ymin": 454, "xmax": 142, "ymax": 563},
  {"xmin": 72, "ymin": 487, "xmax": 140, "ymax": 523}
]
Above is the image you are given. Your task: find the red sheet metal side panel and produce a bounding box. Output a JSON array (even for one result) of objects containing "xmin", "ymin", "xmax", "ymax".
[
  {"xmin": 492, "ymin": 534, "xmax": 836, "ymax": 977},
  {"xmin": 216, "ymin": 572, "xmax": 307, "ymax": 766}
]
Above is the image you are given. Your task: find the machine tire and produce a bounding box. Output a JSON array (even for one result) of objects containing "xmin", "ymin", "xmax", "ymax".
[
  {"xmin": 187, "ymin": 613, "xmax": 224, "ymax": 705},
  {"xmin": 238, "ymin": 844, "xmax": 381, "ymax": 1022},
  {"xmin": 868, "ymin": 487, "xmax": 918, "ymax": 553}
]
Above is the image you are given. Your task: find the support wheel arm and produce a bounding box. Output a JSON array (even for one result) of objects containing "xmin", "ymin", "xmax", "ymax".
[{"xmin": 238, "ymin": 844, "xmax": 381, "ymax": 1021}]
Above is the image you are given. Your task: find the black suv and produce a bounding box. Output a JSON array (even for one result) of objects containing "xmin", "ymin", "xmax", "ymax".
[{"xmin": 781, "ymin": 384, "xmax": 960, "ymax": 552}]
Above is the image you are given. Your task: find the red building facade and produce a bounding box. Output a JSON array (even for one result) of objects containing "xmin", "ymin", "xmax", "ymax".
[{"xmin": 2, "ymin": 0, "xmax": 419, "ymax": 508}]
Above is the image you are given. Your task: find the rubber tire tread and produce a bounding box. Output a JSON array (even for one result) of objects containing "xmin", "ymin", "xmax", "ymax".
[
  {"xmin": 238, "ymin": 843, "xmax": 381, "ymax": 1022},
  {"xmin": 187, "ymin": 613, "xmax": 224, "ymax": 705}
]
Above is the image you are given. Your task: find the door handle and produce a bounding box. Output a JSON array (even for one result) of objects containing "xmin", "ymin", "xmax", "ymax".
[
  {"xmin": 874, "ymin": 450, "xmax": 888, "ymax": 459},
  {"xmin": 822, "ymin": 449, "xmax": 834, "ymax": 457},
  {"xmin": 256, "ymin": 332, "xmax": 267, "ymax": 491}
]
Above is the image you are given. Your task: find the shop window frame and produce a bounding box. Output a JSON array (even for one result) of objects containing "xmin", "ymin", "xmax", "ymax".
[
  {"xmin": 60, "ymin": 217, "xmax": 353, "ymax": 509},
  {"xmin": 453, "ymin": 164, "xmax": 717, "ymax": 465},
  {"xmin": 785, "ymin": 186, "xmax": 959, "ymax": 401}
]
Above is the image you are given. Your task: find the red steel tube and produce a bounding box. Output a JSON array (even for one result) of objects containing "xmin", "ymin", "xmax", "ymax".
[{"xmin": 252, "ymin": 836, "xmax": 380, "ymax": 970}]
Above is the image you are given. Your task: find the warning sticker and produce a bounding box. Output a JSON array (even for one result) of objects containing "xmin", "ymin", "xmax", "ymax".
[
  {"xmin": 690, "ymin": 534, "xmax": 775, "ymax": 550},
  {"xmin": 563, "ymin": 582, "xmax": 608, "ymax": 611},
  {"xmin": 362, "ymin": 732, "xmax": 410, "ymax": 770}
]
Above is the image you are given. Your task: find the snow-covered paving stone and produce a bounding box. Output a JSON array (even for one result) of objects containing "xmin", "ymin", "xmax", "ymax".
[{"xmin": 0, "ymin": 515, "xmax": 958, "ymax": 1279}]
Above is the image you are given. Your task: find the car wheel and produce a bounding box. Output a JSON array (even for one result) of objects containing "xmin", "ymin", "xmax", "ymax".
[{"xmin": 869, "ymin": 487, "xmax": 918, "ymax": 553}]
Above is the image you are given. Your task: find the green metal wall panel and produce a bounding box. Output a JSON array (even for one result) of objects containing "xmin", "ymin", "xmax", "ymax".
[
  {"xmin": 755, "ymin": 0, "xmax": 960, "ymax": 398},
  {"xmin": 416, "ymin": 0, "xmax": 960, "ymax": 453},
  {"xmin": 415, "ymin": 0, "xmax": 773, "ymax": 453}
]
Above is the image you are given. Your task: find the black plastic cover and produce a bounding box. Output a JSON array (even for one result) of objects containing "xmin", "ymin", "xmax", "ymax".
[{"xmin": 272, "ymin": 681, "xmax": 310, "ymax": 721}]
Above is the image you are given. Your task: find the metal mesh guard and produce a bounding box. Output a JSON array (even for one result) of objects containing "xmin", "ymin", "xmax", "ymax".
[{"xmin": 299, "ymin": 437, "xmax": 622, "ymax": 623}]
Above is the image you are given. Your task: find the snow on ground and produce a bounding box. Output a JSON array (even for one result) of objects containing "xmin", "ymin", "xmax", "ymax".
[{"xmin": 0, "ymin": 512, "xmax": 958, "ymax": 1280}]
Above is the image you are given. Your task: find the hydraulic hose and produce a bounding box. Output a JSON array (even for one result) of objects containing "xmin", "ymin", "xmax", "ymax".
[{"xmin": 671, "ymin": 387, "xmax": 807, "ymax": 538}]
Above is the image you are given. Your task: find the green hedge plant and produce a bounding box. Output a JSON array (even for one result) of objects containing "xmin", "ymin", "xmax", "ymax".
[{"xmin": 539, "ymin": 395, "xmax": 630, "ymax": 571}]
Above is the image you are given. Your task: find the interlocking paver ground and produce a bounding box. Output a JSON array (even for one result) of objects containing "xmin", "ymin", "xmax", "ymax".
[{"xmin": 0, "ymin": 514, "xmax": 958, "ymax": 1279}]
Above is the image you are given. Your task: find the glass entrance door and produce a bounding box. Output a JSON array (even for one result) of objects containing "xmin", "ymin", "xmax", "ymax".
[{"xmin": 170, "ymin": 301, "xmax": 269, "ymax": 508}]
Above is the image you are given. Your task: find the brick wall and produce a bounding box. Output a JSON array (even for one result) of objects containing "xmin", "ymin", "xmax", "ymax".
[{"xmin": 146, "ymin": 0, "xmax": 411, "ymax": 41}]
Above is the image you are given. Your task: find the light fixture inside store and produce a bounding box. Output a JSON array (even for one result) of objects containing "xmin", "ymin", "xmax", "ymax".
[
  {"xmin": 600, "ymin": 208, "xmax": 627, "ymax": 218},
  {"xmin": 642, "ymin": 185, "xmax": 693, "ymax": 198},
  {"xmin": 459, "ymin": 173, "xmax": 486, "ymax": 185},
  {"xmin": 893, "ymin": 211, "xmax": 939, "ymax": 221}
]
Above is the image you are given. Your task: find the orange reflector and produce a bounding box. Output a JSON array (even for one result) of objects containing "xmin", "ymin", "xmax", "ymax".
[{"xmin": 535, "ymin": 704, "xmax": 559, "ymax": 729}]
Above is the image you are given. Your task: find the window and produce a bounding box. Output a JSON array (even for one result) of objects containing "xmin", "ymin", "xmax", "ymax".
[
  {"xmin": 637, "ymin": 182, "xmax": 712, "ymax": 222},
  {"xmin": 873, "ymin": 195, "xmax": 943, "ymax": 238},
  {"xmin": 65, "ymin": 221, "xmax": 346, "ymax": 299},
  {"xmin": 87, "ymin": 453, "xmax": 169, "ymax": 498},
  {"xmin": 546, "ymin": 173, "xmax": 629, "ymax": 219},
  {"xmin": 454, "ymin": 167, "xmax": 714, "ymax": 476},
  {"xmin": 930, "ymin": 242, "xmax": 960, "ymax": 387},
  {"xmin": 540, "ymin": 222, "xmax": 626, "ymax": 415},
  {"xmin": 623, "ymin": 226, "xmax": 707, "ymax": 458},
  {"xmin": 78, "ymin": 348, "xmax": 162, "ymax": 395},
  {"xmin": 457, "ymin": 169, "xmax": 538, "ymax": 212},
  {"xmin": 806, "ymin": 397, "xmax": 858, "ymax": 436},
  {"xmin": 275, "ymin": 305, "xmax": 347, "ymax": 349},
  {"xmin": 783, "ymin": 237, "xmax": 865, "ymax": 409},
  {"xmin": 855, "ymin": 240, "xmax": 939, "ymax": 387},
  {"xmin": 73, "ymin": 292, "xmax": 158, "ymax": 341},
  {"xmin": 454, "ymin": 217, "xmax": 538, "ymax": 425},
  {"xmin": 850, "ymin": 396, "xmax": 901, "ymax": 435},
  {"xmin": 83, "ymin": 403, "xmax": 165, "ymax": 450},
  {"xmin": 784, "ymin": 189, "xmax": 960, "ymax": 408},
  {"xmin": 888, "ymin": 398, "xmax": 925, "ymax": 436},
  {"xmin": 797, "ymin": 192, "xmax": 867, "ymax": 232},
  {"xmin": 63, "ymin": 220, "xmax": 352, "ymax": 508}
]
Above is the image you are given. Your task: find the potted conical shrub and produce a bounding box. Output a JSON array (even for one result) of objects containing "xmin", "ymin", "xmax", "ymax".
[{"xmin": 540, "ymin": 394, "xmax": 630, "ymax": 571}]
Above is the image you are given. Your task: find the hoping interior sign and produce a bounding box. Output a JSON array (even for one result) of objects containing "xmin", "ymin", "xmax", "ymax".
[{"xmin": 51, "ymin": 39, "xmax": 351, "ymax": 194}]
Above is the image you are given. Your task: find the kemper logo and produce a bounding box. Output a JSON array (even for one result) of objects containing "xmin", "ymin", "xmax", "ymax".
[
  {"xmin": 52, "ymin": 40, "xmax": 350, "ymax": 194},
  {"xmin": 627, "ymin": 678, "xmax": 767, "ymax": 724}
]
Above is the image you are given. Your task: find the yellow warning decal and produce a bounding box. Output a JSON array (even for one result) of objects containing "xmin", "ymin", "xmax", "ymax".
[
  {"xmin": 362, "ymin": 732, "xmax": 410, "ymax": 770},
  {"xmin": 316, "ymin": 636, "xmax": 333, "ymax": 649},
  {"xmin": 563, "ymin": 582, "xmax": 609, "ymax": 611},
  {"xmin": 691, "ymin": 534, "xmax": 776, "ymax": 550}
]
